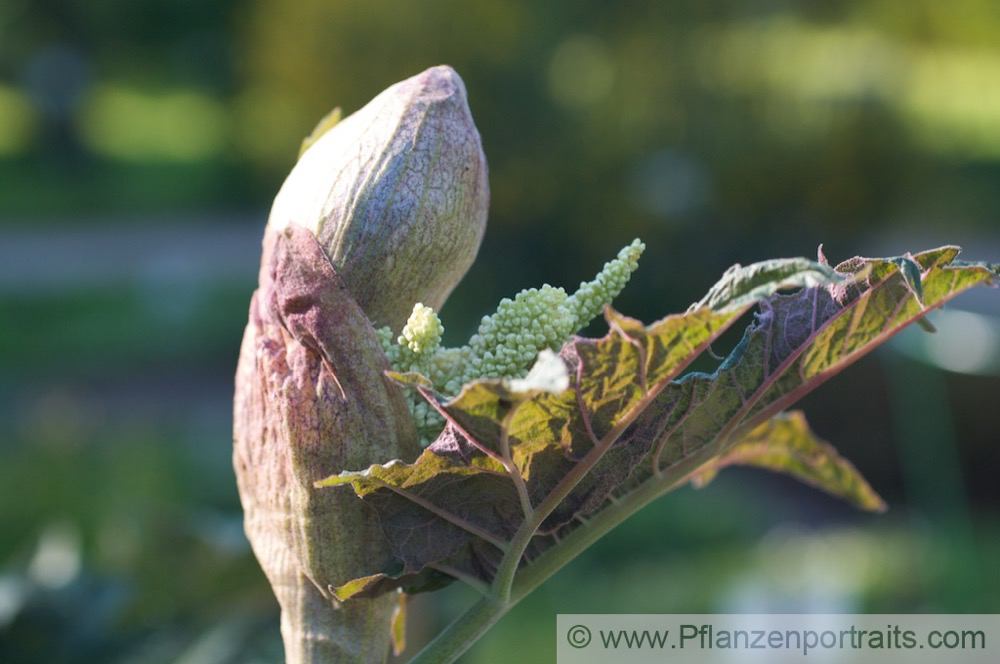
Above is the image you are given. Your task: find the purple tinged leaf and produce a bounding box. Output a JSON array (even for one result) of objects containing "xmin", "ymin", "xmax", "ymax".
[
  {"xmin": 734, "ymin": 246, "xmax": 994, "ymax": 432},
  {"xmin": 693, "ymin": 257, "xmax": 843, "ymax": 312},
  {"xmin": 691, "ymin": 410, "xmax": 886, "ymax": 512},
  {"xmin": 318, "ymin": 303, "xmax": 745, "ymax": 597},
  {"xmin": 319, "ymin": 247, "xmax": 997, "ymax": 598},
  {"xmin": 619, "ymin": 247, "xmax": 996, "ymax": 490}
]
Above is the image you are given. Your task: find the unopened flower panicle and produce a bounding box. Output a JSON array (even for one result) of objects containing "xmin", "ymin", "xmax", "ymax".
[{"xmin": 379, "ymin": 238, "xmax": 645, "ymax": 445}]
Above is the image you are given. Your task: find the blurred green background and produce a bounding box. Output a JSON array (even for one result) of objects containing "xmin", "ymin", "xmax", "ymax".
[{"xmin": 1, "ymin": 0, "xmax": 999, "ymax": 662}]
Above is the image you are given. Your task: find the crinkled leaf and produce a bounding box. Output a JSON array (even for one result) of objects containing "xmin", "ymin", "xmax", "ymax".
[
  {"xmin": 601, "ymin": 247, "xmax": 995, "ymax": 495},
  {"xmin": 694, "ymin": 257, "xmax": 843, "ymax": 311},
  {"xmin": 732, "ymin": 246, "xmax": 993, "ymax": 431},
  {"xmin": 320, "ymin": 303, "xmax": 750, "ymax": 597},
  {"xmin": 319, "ymin": 448, "xmax": 516, "ymax": 574},
  {"xmin": 692, "ymin": 410, "xmax": 886, "ymax": 512},
  {"xmin": 320, "ymin": 248, "xmax": 997, "ymax": 598}
]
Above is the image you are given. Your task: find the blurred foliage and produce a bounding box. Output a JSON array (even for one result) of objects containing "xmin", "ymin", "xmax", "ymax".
[
  {"xmin": 1, "ymin": 0, "xmax": 998, "ymax": 661},
  {"xmin": 2, "ymin": 0, "xmax": 999, "ymax": 342}
]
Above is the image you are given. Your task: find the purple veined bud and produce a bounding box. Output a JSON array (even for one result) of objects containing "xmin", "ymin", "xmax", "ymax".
[
  {"xmin": 235, "ymin": 66, "xmax": 489, "ymax": 663},
  {"xmin": 267, "ymin": 65, "xmax": 489, "ymax": 331}
]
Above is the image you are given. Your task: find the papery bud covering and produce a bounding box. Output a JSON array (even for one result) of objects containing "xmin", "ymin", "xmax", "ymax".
[{"xmin": 268, "ymin": 65, "xmax": 489, "ymax": 331}]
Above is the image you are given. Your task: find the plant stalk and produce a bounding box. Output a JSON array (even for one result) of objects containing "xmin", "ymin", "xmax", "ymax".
[
  {"xmin": 280, "ymin": 569, "xmax": 396, "ymax": 663},
  {"xmin": 408, "ymin": 444, "xmax": 720, "ymax": 663}
]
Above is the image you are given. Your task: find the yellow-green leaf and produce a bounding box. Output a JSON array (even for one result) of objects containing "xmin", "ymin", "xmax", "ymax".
[{"xmin": 693, "ymin": 411, "xmax": 886, "ymax": 512}]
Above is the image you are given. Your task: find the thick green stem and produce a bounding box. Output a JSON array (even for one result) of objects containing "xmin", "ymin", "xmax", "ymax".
[{"xmin": 407, "ymin": 597, "xmax": 507, "ymax": 664}]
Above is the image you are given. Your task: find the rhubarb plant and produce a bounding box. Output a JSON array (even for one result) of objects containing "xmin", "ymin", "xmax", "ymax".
[{"xmin": 233, "ymin": 65, "xmax": 999, "ymax": 664}]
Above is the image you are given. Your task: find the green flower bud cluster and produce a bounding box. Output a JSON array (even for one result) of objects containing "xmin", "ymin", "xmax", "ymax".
[{"xmin": 378, "ymin": 239, "xmax": 645, "ymax": 445}]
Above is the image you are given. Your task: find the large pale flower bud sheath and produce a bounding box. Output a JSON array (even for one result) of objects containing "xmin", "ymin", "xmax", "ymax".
[
  {"xmin": 234, "ymin": 66, "xmax": 489, "ymax": 663},
  {"xmin": 268, "ymin": 65, "xmax": 489, "ymax": 331}
]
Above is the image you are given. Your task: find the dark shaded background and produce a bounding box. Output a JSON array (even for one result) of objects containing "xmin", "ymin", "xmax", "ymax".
[{"xmin": 1, "ymin": 1, "xmax": 998, "ymax": 662}]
